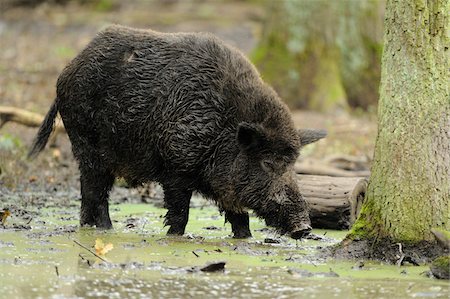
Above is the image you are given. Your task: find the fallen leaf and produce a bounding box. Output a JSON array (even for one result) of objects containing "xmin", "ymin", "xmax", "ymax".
[
  {"xmin": 95, "ymin": 238, "xmax": 114, "ymax": 256},
  {"xmin": 1, "ymin": 209, "xmax": 11, "ymax": 225},
  {"xmin": 52, "ymin": 148, "xmax": 61, "ymax": 160}
]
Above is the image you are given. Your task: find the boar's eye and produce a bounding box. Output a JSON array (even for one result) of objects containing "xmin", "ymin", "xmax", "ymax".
[{"xmin": 261, "ymin": 160, "xmax": 276, "ymax": 173}]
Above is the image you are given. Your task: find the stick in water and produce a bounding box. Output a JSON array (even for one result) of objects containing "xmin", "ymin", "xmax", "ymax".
[{"xmin": 73, "ymin": 239, "xmax": 109, "ymax": 263}]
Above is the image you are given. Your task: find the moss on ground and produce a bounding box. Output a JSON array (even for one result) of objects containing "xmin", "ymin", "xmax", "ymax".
[{"xmin": 431, "ymin": 256, "xmax": 450, "ymax": 279}]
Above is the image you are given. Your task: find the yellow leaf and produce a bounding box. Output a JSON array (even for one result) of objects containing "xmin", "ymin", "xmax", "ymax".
[
  {"xmin": 52, "ymin": 148, "xmax": 61, "ymax": 160},
  {"xmin": 95, "ymin": 238, "xmax": 114, "ymax": 256},
  {"xmin": 1, "ymin": 209, "xmax": 11, "ymax": 225}
]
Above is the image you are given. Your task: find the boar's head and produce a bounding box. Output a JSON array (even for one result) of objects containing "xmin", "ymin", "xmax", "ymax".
[{"xmin": 232, "ymin": 123, "xmax": 326, "ymax": 239}]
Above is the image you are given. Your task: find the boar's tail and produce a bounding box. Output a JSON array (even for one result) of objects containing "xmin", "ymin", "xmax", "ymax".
[
  {"xmin": 28, "ymin": 99, "xmax": 59, "ymax": 159},
  {"xmin": 298, "ymin": 129, "xmax": 327, "ymax": 146}
]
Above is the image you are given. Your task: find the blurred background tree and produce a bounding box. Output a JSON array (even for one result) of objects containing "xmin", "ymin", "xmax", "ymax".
[{"xmin": 252, "ymin": 0, "xmax": 385, "ymax": 112}]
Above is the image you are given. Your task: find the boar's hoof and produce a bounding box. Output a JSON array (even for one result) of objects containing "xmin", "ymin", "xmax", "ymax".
[
  {"xmin": 80, "ymin": 218, "xmax": 113, "ymax": 230},
  {"xmin": 96, "ymin": 222, "xmax": 113, "ymax": 230},
  {"xmin": 167, "ymin": 226, "xmax": 186, "ymax": 236},
  {"xmin": 232, "ymin": 230, "xmax": 252, "ymax": 239},
  {"xmin": 290, "ymin": 224, "xmax": 312, "ymax": 240}
]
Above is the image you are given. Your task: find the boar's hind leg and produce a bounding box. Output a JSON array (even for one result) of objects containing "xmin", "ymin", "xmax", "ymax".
[
  {"xmin": 225, "ymin": 211, "xmax": 252, "ymax": 239},
  {"xmin": 79, "ymin": 166, "xmax": 115, "ymax": 229},
  {"xmin": 163, "ymin": 187, "xmax": 192, "ymax": 235}
]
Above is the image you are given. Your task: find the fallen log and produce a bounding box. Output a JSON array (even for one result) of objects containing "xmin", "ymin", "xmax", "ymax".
[
  {"xmin": 0, "ymin": 106, "xmax": 65, "ymax": 133},
  {"xmin": 298, "ymin": 175, "xmax": 368, "ymax": 230},
  {"xmin": 295, "ymin": 159, "xmax": 370, "ymax": 177},
  {"xmin": 323, "ymin": 154, "xmax": 370, "ymax": 171}
]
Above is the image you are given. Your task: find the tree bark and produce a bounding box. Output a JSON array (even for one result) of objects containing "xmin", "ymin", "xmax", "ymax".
[{"xmin": 340, "ymin": 0, "xmax": 449, "ymax": 261}]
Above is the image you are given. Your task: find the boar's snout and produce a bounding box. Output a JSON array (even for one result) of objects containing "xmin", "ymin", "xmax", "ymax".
[
  {"xmin": 290, "ymin": 223, "xmax": 312, "ymax": 240},
  {"xmin": 258, "ymin": 182, "xmax": 312, "ymax": 240},
  {"xmin": 272, "ymin": 179, "xmax": 312, "ymax": 240}
]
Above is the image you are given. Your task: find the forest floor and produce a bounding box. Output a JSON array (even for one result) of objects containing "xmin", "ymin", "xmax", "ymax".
[{"xmin": 1, "ymin": 1, "xmax": 447, "ymax": 298}]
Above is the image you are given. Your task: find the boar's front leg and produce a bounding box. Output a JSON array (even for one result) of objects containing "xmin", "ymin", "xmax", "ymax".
[
  {"xmin": 225, "ymin": 211, "xmax": 252, "ymax": 239},
  {"xmin": 163, "ymin": 187, "xmax": 192, "ymax": 235},
  {"xmin": 79, "ymin": 166, "xmax": 114, "ymax": 229}
]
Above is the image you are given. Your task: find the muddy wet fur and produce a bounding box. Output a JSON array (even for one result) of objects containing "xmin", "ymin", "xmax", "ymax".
[{"xmin": 29, "ymin": 25, "xmax": 326, "ymax": 239}]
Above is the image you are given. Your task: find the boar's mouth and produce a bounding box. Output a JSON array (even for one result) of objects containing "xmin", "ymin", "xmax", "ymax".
[
  {"xmin": 289, "ymin": 223, "xmax": 312, "ymax": 239},
  {"xmin": 258, "ymin": 201, "xmax": 311, "ymax": 240}
]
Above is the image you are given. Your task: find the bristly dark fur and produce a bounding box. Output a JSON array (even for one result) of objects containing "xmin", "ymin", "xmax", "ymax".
[
  {"xmin": 28, "ymin": 100, "xmax": 58, "ymax": 159},
  {"xmin": 29, "ymin": 25, "xmax": 326, "ymax": 238}
]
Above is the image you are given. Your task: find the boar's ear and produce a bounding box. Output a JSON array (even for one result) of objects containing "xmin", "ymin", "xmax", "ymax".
[
  {"xmin": 237, "ymin": 122, "xmax": 266, "ymax": 151},
  {"xmin": 298, "ymin": 129, "xmax": 327, "ymax": 146}
]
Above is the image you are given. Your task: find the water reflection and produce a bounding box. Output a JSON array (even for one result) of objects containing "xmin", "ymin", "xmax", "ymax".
[{"xmin": 70, "ymin": 275, "xmax": 448, "ymax": 299}]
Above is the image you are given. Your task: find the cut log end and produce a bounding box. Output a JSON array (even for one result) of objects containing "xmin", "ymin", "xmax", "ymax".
[
  {"xmin": 298, "ymin": 175, "xmax": 368, "ymax": 230},
  {"xmin": 349, "ymin": 178, "xmax": 368, "ymax": 224}
]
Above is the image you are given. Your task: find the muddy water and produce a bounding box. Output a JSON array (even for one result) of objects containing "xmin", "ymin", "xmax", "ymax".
[{"xmin": 0, "ymin": 202, "xmax": 448, "ymax": 298}]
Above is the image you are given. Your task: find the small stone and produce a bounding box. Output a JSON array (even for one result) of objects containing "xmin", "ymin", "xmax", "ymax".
[
  {"xmin": 203, "ymin": 226, "xmax": 221, "ymax": 230},
  {"xmin": 288, "ymin": 268, "xmax": 314, "ymax": 277},
  {"xmin": 200, "ymin": 261, "xmax": 226, "ymax": 272},
  {"xmin": 264, "ymin": 238, "xmax": 281, "ymax": 244},
  {"xmin": 352, "ymin": 260, "xmax": 365, "ymax": 270}
]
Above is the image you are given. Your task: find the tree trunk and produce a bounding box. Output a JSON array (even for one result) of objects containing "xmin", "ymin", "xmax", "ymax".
[
  {"xmin": 339, "ymin": 0, "xmax": 449, "ymax": 262},
  {"xmin": 252, "ymin": 0, "xmax": 384, "ymax": 110},
  {"xmin": 252, "ymin": 1, "xmax": 347, "ymax": 111}
]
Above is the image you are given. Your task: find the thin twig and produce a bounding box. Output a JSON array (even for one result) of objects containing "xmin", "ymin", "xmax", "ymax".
[
  {"xmin": 78, "ymin": 253, "xmax": 92, "ymax": 266},
  {"xmin": 73, "ymin": 239, "xmax": 109, "ymax": 263},
  {"xmin": 140, "ymin": 219, "xmax": 147, "ymax": 235}
]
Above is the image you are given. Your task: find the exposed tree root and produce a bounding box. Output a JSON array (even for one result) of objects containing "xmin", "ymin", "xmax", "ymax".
[{"xmin": 328, "ymin": 238, "xmax": 449, "ymax": 265}]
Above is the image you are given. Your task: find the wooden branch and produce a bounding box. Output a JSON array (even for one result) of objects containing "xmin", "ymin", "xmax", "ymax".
[
  {"xmin": 323, "ymin": 154, "xmax": 370, "ymax": 171},
  {"xmin": 0, "ymin": 106, "xmax": 65, "ymax": 133},
  {"xmin": 73, "ymin": 239, "xmax": 109, "ymax": 263},
  {"xmin": 298, "ymin": 174, "xmax": 368, "ymax": 230}
]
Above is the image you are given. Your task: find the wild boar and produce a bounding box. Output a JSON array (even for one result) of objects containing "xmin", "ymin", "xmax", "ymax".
[{"xmin": 29, "ymin": 25, "xmax": 326, "ymax": 239}]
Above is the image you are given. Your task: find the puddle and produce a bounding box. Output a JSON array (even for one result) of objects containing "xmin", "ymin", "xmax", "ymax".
[{"xmin": 0, "ymin": 202, "xmax": 448, "ymax": 298}]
